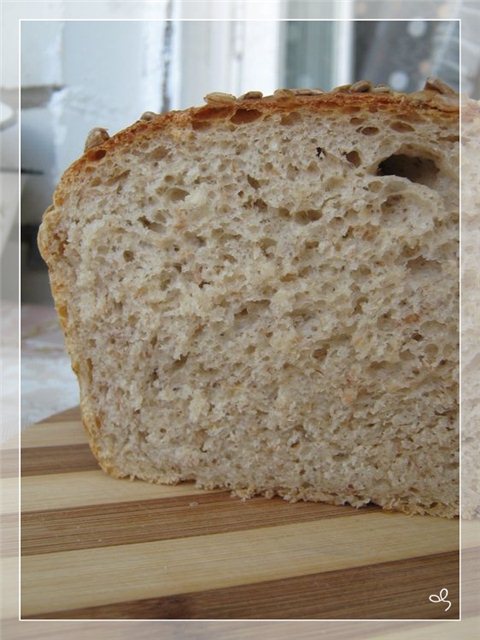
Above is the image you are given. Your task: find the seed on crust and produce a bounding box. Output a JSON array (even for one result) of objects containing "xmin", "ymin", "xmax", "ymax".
[
  {"xmin": 84, "ymin": 128, "xmax": 110, "ymax": 151},
  {"xmin": 273, "ymin": 89, "xmax": 296, "ymax": 99},
  {"xmin": 204, "ymin": 92, "xmax": 237, "ymax": 103},
  {"xmin": 293, "ymin": 88, "xmax": 325, "ymax": 95},
  {"xmin": 140, "ymin": 111, "xmax": 157, "ymax": 121},
  {"xmin": 239, "ymin": 91, "xmax": 263, "ymax": 100},
  {"xmin": 424, "ymin": 76, "xmax": 457, "ymax": 96},
  {"xmin": 350, "ymin": 80, "xmax": 372, "ymax": 93},
  {"xmin": 372, "ymin": 84, "xmax": 392, "ymax": 93},
  {"xmin": 332, "ymin": 84, "xmax": 352, "ymax": 93}
]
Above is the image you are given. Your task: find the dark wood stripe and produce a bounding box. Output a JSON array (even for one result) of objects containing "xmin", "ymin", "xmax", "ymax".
[
  {"xmin": 2, "ymin": 514, "xmax": 18, "ymax": 557},
  {"xmin": 21, "ymin": 493, "xmax": 378, "ymax": 555},
  {"xmin": 1, "ymin": 448, "xmax": 18, "ymax": 478},
  {"xmin": 25, "ymin": 550, "xmax": 459, "ymax": 620},
  {"xmin": 21, "ymin": 443, "xmax": 99, "ymax": 476}
]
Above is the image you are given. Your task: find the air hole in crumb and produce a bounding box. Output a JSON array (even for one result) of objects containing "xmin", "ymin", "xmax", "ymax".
[
  {"xmin": 359, "ymin": 126, "xmax": 379, "ymax": 136},
  {"xmin": 369, "ymin": 361, "xmax": 389, "ymax": 371},
  {"xmin": 280, "ymin": 111, "xmax": 302, "ymax": 126},
  {"xmin": 345, "ymin": 150, "xmax": 361, "ymax": 167},
  {"xmin": 85, "ymin": 359, "xmax": 93, "ymax": 383},
  {"xmin": 287, "ymin": 164, "xmax": 299, "ymax": 180},
  {"xmin": 344, "ymin": 106, "xmax": 361, "ymax": 114},
  {"xmin": 354, "ymin": 296, "xmax": 368, "ymax": 313},
  {"xmin": 377, "ymin": 154, "xmax": 439, "ymax": 186},
  {"xmin": 148, "ymin": 146, "xmax": 169, "ymax": 161},
  {"xmin": 171, "ymin": 354, "xmax": 189, "ymax": 370},
  {"xmin": 411, "ymin": 332, "xmax": 423, "ymax": 342},
  {"xmin": 350, "ymin": 116, "xmax": 365, "ymax": 125},
  {"xmin": 247, "ymin": 175, "xmax": 260, "ymax": 189},
  {"xmin": 91, "ymin": 177, "xmax": 102, "ymax": 186},
  {"xmin": 230, "ymin": 108, "xmax": 262, "ymax": 124},
  {"xmin": 325, "ymin": 176, "xmax": 344, "ymax": 190},
  {"xmin": 86, "ymin": 148, "xmax": 107, "ymax": 161},
  {"xmin": 305, "ymin": 240, "xmax": 319, "ymax": 249},
  {"xmin": 294, "ymin": 209, "xmax": 322, "ymax": 224},
  {"xmin": 139, "ymin": 216, "xmax": 151, "ymax": 228},
  {"xmin": 192, "ymin": 120, "xmax": 211, "ymax": 131},
  {"xmin": 406, "ymin": 256, "xmax": 441, "ymax": 274},
  {"xmin": 425, "ymin": 343, "xmax": 439, "ymax": 357},
  {"xmin": 312, "ymin": 347, "xmax": 327, "ymax": 360},
  {"xmin": 368, "ymin": 180, "xmax": 383, "ymax": 192},
  {"xmin": 123, "ymin": 250, "xmax": 134, "ymax": 262},
  {"xmin": 254, "ymin": 198, "xmax": 267, "ymax": 211},
  {"xmin": 259, "ymin": 237, "xmax": 276, "ymax": 255},
  {"xmin": 166, "ymin": 187, "xmax": 189, "ymax": 202},
  {"xmin": 377, "ymin": 314, "xmax": 396, "ymax": 330},
  {"xmin": 390, "ymin": 121, "xmax": 415, "ymax": 133}
]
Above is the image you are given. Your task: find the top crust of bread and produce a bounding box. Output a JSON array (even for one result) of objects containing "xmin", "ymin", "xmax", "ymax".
[{"xmin": 45, "ymin": 85, "xmax": 458, "ymax": 213}]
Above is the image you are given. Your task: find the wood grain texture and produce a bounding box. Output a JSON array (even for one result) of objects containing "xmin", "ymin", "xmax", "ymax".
[
  {"xmin": 0, "ymin": 448, "xmax": 18, "ymax": 477},
  {"xmin": 22, "ymin": 494, "xmax": 377, "ymax": 555},
  {"xmin": 20, "ymin": 420, "xmax": 87, "ymax": 448},
  {"xmin": 21, "ymin": 444, "xmax": 100, "ymax": 476},
  {"xmin": 19, "ymin": 407, "xmax": 460, "ymax": 620},
  {"xmin": 26, "ymin": 551, "xmax": 459, "ymax": 620}
]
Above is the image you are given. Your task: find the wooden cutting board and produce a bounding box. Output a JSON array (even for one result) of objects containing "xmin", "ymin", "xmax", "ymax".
[{"xmin": 19, "ymin": 407, "xmax": 459, "ymax": 620}]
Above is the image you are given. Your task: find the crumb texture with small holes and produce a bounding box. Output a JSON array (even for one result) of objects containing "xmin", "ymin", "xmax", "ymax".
[{"xmin": 38, "ymin": 88, "xmax": 459, "ymax": 517}]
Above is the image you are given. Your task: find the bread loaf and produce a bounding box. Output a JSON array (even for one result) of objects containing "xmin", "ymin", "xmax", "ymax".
[{"xmin": 38, "ymin": 80, "xmax": 459, "ymax": 517}]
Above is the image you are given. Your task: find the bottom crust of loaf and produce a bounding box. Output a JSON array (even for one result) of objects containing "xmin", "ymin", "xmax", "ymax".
[{"xmin": 86, "ymin": 435, "xmax": 458, "ymax": 519}]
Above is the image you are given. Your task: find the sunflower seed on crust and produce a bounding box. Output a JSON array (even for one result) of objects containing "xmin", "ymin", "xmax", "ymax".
[
  {"xmin": 372, "ymin": 84, "xmax": 392, "ymax": 93},
  {"xmin": 350, "ymin": 80, "xmax": 372, "ymax": 93},
  {"xmin": 140, "ymin": 111, "xmax": 157, "ymax": 121},
  {"xmin": 332, "ymin": 84, "xmax": 352, "ymax": 93},
  {"xmin": 84, "ymin": 128, "xmax": 110, "ymax": 151},
  {"xmin": 239, "ymin": 91, "xmax": 263, "ymax": 100},
  {"xmin": 204, "ymin": 92, "xmax": 237, "ymax": 103},
  {"xmin": 424, "ymin": 77, "xmax": 457, "ymax": 96},
  {"xmin": 293, "ymin": 88, "xmax": 325, "ymax": 95},
  {"xmin": 273, "ymin": 89, "xmax": 296, "ymax": 98}
]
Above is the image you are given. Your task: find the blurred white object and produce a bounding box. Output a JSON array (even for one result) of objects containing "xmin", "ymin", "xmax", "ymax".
[
  {"xmin": 0, "ymin": 101, "xmax": 15, "ymax": 130},
  {"xmin": 1, "ymin": 101, "xmax": 22, "ymax": 257}
]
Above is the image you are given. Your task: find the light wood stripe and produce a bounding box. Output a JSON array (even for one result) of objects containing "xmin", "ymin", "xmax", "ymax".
[
  {"xmin": 21, "ymin": 512, "xmax": 458, "ymax": 617},
  {"xmin": 26, "ymin": 550, "xmax": 459, "ymax": 620},
  {"xmin": 20, "ymin": 420, "xmax": 88, "ymax": 449},
  {"xmin": 4, "ymin": 619, "xmax": 478, "ymax": 640},
  {"xmin": 37, "ymin": 407, "xmax": 81, "ymax": 424},
  {"xmin": 1, "ymin": 448, "xmax": 18, "ymax": 477},
  {"xmin": 21, "ymin": 444, "xmax": 99, "ymax": 476},
  {"xmin": 19, "ymin": 471, "xmax": 221, "ymax": 513},
  {"xmin": 21, "ymin": 494, "xmax": 378, "ymax": 556},
  {"xmin": 1, "ymin": 514, "xmax": 18, "ymax": 558},
  {"xmin": 1, "ymin": 477, "xmax": 19, "ymax": 515},
  {"xmin": 1, "ymin": 557, "xmax": 18, "ymax": 619}
]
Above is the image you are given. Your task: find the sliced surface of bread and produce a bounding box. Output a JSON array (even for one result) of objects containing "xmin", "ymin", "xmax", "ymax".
[{"xmin": 38, "ymin": 80, "xmax": 459, "ymax": 517}]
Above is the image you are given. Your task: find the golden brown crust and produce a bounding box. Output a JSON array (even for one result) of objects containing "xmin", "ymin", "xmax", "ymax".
[{"xmin": 43, "ymin": 81, "xmax": 458, "ymax": 218}]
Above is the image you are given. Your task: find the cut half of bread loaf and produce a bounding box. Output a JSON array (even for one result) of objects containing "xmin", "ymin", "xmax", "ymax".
[{"xmin": 38, "ymin": 79, "xmax": 459, "ymax": 518}]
